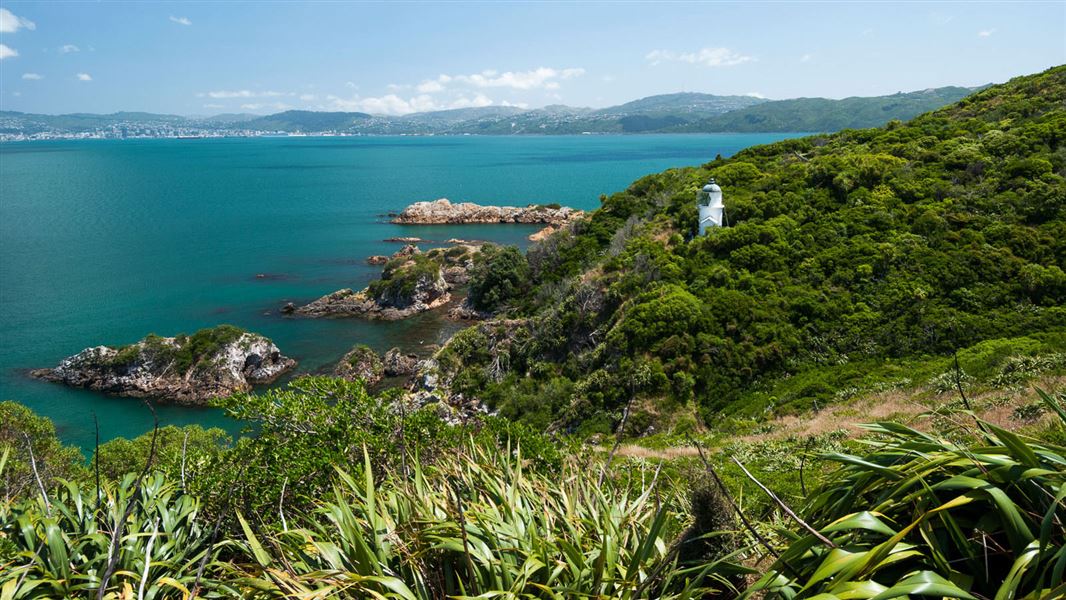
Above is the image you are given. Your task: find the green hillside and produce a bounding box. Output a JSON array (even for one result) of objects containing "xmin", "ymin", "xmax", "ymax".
[
  {"xmin": 676, "ymin": 86, "xmax": 979, "ymax": 132},
  {"xmin": 440, "ymin": 66, "xmax": 1066, "ymax": 433},
  {"xmin": 242, "ymin": 109, "xmax": 373, "ymax": 131}
]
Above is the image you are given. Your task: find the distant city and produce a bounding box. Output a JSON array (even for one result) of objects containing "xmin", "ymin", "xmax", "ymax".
[{"xmin": 0, "ymin": 85, "xmax": 979, "ymax": 141}]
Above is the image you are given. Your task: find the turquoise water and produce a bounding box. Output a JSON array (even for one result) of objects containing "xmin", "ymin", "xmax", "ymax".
[{"xmin": 0, "ymin": 134, "xmax": 803, "ymax": 451}]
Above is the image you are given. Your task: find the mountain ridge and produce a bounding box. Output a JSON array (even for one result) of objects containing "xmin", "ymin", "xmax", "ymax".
[{"xmin": 1, "ymin": 85, "xmax": 983, "ymax": 137}]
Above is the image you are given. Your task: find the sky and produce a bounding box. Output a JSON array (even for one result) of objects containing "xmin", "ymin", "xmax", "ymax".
[{"xmin": 0, "ymin": 1, "xmax": 1064, "ymax": 116}]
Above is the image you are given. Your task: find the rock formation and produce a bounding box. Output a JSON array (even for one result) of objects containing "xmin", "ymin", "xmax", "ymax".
[
  {"xmin": 383, "ymin": 348, "xmax": 419, "ymax": 377},
  {"xmin": 392, "ymin": 198, "xmax": 582, "ymax": 231},
  {"xmin": 334, "ymin": 345, "xmax": 384, "ymax": 385},
  {"xmin": 30, "ymin": 325, "xmax": 295, "ymax": 404},
  {"xmin": 296, "ymin": 243, "xmax": 482, "ymax": 320}
]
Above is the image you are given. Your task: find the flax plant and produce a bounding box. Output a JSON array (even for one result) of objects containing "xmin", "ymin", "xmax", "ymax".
[
  {"xmin": 231, "ymin": 443, "xmax": 747, "ymax": 599},
  {"xmin": 747, "ymin": 389, "xmax": 1066, "ymax": 600},
  {"xmin": 0, "ymin": 465, "xmax": 229, "ymax": 599}
]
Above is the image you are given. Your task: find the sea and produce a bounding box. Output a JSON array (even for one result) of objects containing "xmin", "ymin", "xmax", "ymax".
[{"xmin": 0, "ymin": 133, "xmax": 804, "ymax": 451}]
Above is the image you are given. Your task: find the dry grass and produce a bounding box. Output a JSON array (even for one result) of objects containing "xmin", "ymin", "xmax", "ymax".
[
  {"xmin": 733, "ymin": 374, "xmax": 1066, "ymax": 444},
  {"xmin": 605, "ymin": 374, "xmax": 1066, "ymax": 459},
  {"xmin": 603, "ymin": 444, "xmax": 703, "ymax": 460}
]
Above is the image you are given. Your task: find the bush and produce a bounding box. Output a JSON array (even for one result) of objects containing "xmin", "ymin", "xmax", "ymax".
[
  {"xmin": 0, "ymin": 401, "xmax": 85, "ymax": 500},
  {"xmin": 467, "ymin": 244, "xmax": 530, "ymax": 312}
]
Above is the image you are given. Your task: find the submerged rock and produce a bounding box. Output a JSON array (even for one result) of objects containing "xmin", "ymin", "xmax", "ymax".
[{"xmin": 30, "ymin": 325, "xmax": 295, "ymax": 404}]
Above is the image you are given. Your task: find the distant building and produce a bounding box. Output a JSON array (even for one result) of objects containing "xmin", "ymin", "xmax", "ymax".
[{"xmin": 697, "ymin": 179, "xmax": 724, "ymax": 235}]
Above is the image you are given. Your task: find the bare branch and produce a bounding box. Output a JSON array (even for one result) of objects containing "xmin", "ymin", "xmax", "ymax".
[{"xmin": 730, "ymin": 456, "xmax": 837, "ymax": 549}]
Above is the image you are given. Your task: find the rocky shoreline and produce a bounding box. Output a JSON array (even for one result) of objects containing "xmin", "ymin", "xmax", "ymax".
[
  {"xmin": 391, "ymin": 198, "xmax": 582, "ymax": 240},
  {"xmin": 294, "ymin": 243, "xmax": 480, "ymax": 320},
  {"xmin": 31, "ymin": 326, "xmax": 295, "ymax": 404}
]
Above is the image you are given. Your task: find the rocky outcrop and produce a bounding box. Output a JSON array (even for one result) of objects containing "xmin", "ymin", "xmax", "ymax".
[
  {"xmin": 295, "ymin": 281, "xmax": 449, "ymax": 320},
  {"xmin": 335, "ymin": 345, "xmax": 384, "ymax": 385},
  {"xmin": 30, "ymin": 326, "xmax": 295, "ymax": 404},
  {"xmin": 392, "ymin": 198, "xmax": 582, "ymax": 227},
  {"xmin": 383, "ymin": 348, "xmax": 419, "ymax": 377},
  {"xmin": 446, "ymin": 300, "xmax": 491, "ymax": 321},
  {"xmin": 296, "ymin": 243, "xmax": 482, "ymax": 321},
  {"xmin": 406, "ymin": 358, "xmax": 492, "ymax": 425}
]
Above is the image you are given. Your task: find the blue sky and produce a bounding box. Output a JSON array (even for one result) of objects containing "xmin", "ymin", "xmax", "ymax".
[{"xmin": 1, "ymin": 1, "xmax": 1063, "ymax": 116}]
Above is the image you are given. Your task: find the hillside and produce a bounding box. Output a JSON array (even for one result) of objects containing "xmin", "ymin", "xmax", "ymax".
[
  {"xmin": 436, "ymin": 65, "xmax": 1066, "ymax": 434},
  {"xmin": 675, "ymin": 86, "xmax": 979, "ymax": 132},
  {"xmin": 1, "ymin": 85, "xmax": 975, "ymax": 138},
  {"xmin": 241, "ymin": 109, "xmax": 373, "ymax": 131}
]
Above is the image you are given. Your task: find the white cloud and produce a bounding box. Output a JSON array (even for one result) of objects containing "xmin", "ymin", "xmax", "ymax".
[
  {"xmin": 413, "ymin": 67, "xmax": 584, "ymax": 93},
  {"xmin": 22, "ymin": 72, "xmax": 42, "ymax": 80},
  {"xmin": 0, "ymin": 44, "xmax": 18, "ymax": 60},
  {"xmin": 416, "ymin": 79, "xmax": 445, "ymax": 93},
  {"xmin": 461, "ymin": 67, "xmax": 583, "ymax": 89},
  {"xmin": 203, "ymin": 103, "xmax": 225, "ymax": 109},
  {"xmin": 76, "ymin": 73, "xmax": 92, "ymax": 81},
  {"xmin": 0, "ymin": 8, "xmax": 36, "ymax": 33},
  {"xmin": 60, "ymin": 44, "xmax": 80, "ymax": 54},
  {"xmin": 329, "ymin": 66, "xmax": 583, "ymax": 116},
  {"xmin": 800, "ymin": 53, "xmax": 813, "ymax": 63},
  {"xmin": 345, "ymin": 81, "xmax": 358, "ymax": 89},
  {"xmin": 169, "ymin": 15, "xmax": 192, "ymax": 26},
  {"xmin": 299, "ymin": 93, "xmax": 317, "ymax": 101},
  {"xmin": 745, "ymin": 92, "xmax": 766, "ymax": 99},
  {"xmin": 646, "ymin": 47, "xmax": 753, "ymax": 67},
  {"xmin": 324, "ymin": 91, "xmax": 503, "ymax": 116},
  {"xmin": 202, "ymin": 89, "xmax": 286, "ymax": 99},
  {"xmin": 978, "ymin": 28, "xmax": 996, "ymax": 37}
]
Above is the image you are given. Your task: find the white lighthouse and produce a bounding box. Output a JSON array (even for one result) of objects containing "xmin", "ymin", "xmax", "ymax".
[{"xmin": 697, "ymin": 179, "xmax": 724, "ymax": 235}]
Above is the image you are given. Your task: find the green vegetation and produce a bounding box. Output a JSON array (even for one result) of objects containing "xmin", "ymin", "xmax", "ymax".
[
  {"xmin": 466, "ymin": 244, "xmax": 530, "ymax": 312},
  {"xmin": 0, "ymin": 401, "xmax": 85, "ymax": 500},
  {"xmin": 2, "ymin": 386, "xmax": 1063, "ymax": 597},
  {"xmin": 674, "ymin": 86, "xmax": 978, "ymax": 133},
  {"xmin": 752, "ymin": 391, "xmax": 1066, "ymax": 599},
  {"xmin": 107, "ymin": 324, "xmax": 247, "ymax": 373},
  {"xmin": 440, "ymin": 65, "xmax": 1066, "ymax": 434},
  {"xmin": 368, "ymin": 253, "xmax": 444, "ymax": 308}
]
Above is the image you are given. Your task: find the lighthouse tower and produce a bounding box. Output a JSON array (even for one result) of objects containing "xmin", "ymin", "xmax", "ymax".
[{"xmin": 697, "ymin": 179, "xmax": 724, "ymax": 235}]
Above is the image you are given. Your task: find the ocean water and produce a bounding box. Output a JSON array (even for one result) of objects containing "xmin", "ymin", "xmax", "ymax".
[{"xmin": 0, "ymin": 133, "xmax": 803, "ymax": 451}]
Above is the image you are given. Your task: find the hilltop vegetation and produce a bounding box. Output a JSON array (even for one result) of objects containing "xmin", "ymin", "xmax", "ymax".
[
  {"xmin": 436, "ymin": 65, "xmax": 1066, "ymax": 433},
  {"xmin": 674, "ymin": 86, "xmax": 977, "ymax": 133}
]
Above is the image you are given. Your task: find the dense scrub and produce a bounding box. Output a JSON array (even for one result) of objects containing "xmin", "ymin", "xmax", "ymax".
[{"xmin": 440, "ymin": 66, "xmax": 1066, "ymax": 434}]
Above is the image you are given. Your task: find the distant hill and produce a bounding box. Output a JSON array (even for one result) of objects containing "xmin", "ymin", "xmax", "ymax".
[
  {"xmin": 0, "ymin": 85, "xmax": 983, "ymax": 138},
  {"xmin": 676, "ymin": 86, "xmax": 980, "ymax": 132},
  {"xmin": 243, "ymin": 110, "xmax": 373, "ymax": 132},
  {"xmin": 593, "ymin": 92, "xmax": 765, "ymax": 118}
]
